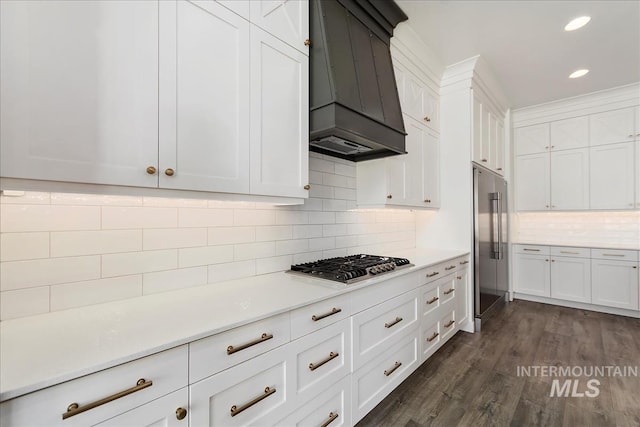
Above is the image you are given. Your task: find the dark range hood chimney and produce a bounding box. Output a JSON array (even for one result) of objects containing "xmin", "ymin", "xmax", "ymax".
[{"xmin": 309, "ymin": 0, "xmax": 408, "ymax": 162}]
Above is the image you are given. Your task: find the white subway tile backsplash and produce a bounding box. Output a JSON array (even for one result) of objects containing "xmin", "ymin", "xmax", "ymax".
[
  {"xmin": 1, "ymin": 205, "xmax": 101, "ymax": 232},
  {"xmin": 208, "ymin": 260, "xmax": 256, "ymax": 283},
  {"xmin": 208, "ymin": 226, "xmax": 255, "ymax": 245},
  {"xmin": 0, "ymin": 287, "xmax": 50, "ymax": 320},
  {"xmin": 52, "ymin": 230, "xmax": 142, "ymax": 257},
  {"xmin": 178, "ymin": 208, "xmax": 233, "ymax": 228},
  {"xmin": 256, "ymin": 255, "xmax": 292, "ymax": 275},
  {"xmin": 1, "ymin": 256, "xmax": 101, "ymax": 291},
  {"xmin": 178, "ymin": 245, "xmax": 234, "ymax": 268},
  {"xmin": 0, "ymin": 232, "xmax": 49, "ymax": 261},
  {"xmin": 103, "ymin": 207, "xmax": 177, "ymax": 229},
  {"xmin": 143, "ymin": 228, "xmax": 207, "ymax": 251},
  {"xmin": 102, "ymin": 250, "xmax": 177, "ymax": 278},
  {"xmin": 0, "ymin": 156, "xmax": 420, "ymax": 320},
  {"xmin": 143, "ymin": 267, "xmax": 207, "ymax": 295},
  {"xmin": 50, "ymin": 275, "xmax": 142, "ymax": 311}
]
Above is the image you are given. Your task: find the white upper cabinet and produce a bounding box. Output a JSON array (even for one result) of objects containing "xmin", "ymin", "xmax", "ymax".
[
  {"xmin": 0, "ymin": 0, "xmax": 159, "ymax": 187},
  {"xmin": 550, "ymin": 148, "xmax": 589, "ymax": 210},
  {"xmin": 515, "ymin": 153, "xmax": 549, "ymax": 211},
  {"xmin": 250, "ymin": 0, "xmax": 309, "ymax": 55},
  {"xmin": 393, "ymin": 55, "xmax": 439, "ymax": 133},
  {"xmin": 589, "ymin": 107, "xmax": 635, "ymax": 146},
  {"xmin": 494, "ymin": 120, "xmax": 505, "ymax": 173},
  {"xmin": 590, "ymin": 142, "xmax": 635, "ymax": 209},
  {"xmin": 472, "ymin": 90, "xmax": 505, "ymax": 175},
  {"xmin": 514, "ymin": 123, "xmax": 550, "ymax": 155},
  {"xmin": 159, "ymin": 0, "xmax": 250, "ymax": 193},
  {"xmin": 550, "ymin": 116, "xmax": 589, "ymax": 150},
  {"xmin": 214, "ymin": 0, "xmax": 250, "ymax": 20},
  {"xmin": 249, "ymin": 27, "xmax": 309, "ymax": 198},
  {"xmin": 422, "ymin": 129, "xmax": 440, "ymax": 207}
]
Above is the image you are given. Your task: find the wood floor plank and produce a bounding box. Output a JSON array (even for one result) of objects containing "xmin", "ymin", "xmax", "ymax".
[
  {"xmin": 510, "ymin": 398, "xmax": 564, "ymax": 427},
  {"xmin": 562, "ymin": 402, "xmax": 616, "ymax": 427}
]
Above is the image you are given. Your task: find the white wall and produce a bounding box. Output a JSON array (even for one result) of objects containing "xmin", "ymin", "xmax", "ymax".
[{"xmin": 0, "ymin": 153, "xmax": 419, "ymax": 321}]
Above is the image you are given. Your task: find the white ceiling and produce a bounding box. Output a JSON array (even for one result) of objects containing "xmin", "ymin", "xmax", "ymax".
[{"xmin": 396, "ymin": 0, "xmax": 640, "ymax": 109}]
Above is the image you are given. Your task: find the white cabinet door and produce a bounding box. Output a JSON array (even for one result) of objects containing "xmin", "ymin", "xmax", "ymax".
[
  {"xmin": 96, "ymin": 388, "xmax": 188, "ymax": 427},
  {"xmin": 403, "ymin": 71, "xmax": 427, "ymax": 124},
  {"xmin": 472, "ymin": 96, "xmax": 483, "ymax": 164},
  {"xmin": 250, "ymin": 26, "xmax": 309, "ymax": 198},
  {"xmin": 215, "ymin": 0, "xmax": 250, "ymax": 19},
  {"xmin": 422, "ymin": 129, "xmax": 440, "ymax": 208},
  {"xmin": 0, "ymin": 0, "xmax": 159, "ymax": 187},
  {"xmin": 495, "ymin": 119, "xmax": 505, "ymax": 174},
  {"xmin": 385, "ymin": 157, "xmax": 408, "ymax": 205},
  {"xmin": 424, "ymin": 88, "xmax": 440, "ymax": 133},
  {"xmin": 590, "ymin": 142, "xmax": 635, "ymax": 209},
  {"xmin": 513, "ymin": 253, "xmax": 550, "ymax": 297},
  {"xmin": 550, "ymin": 116, "xmax": 589, "ymax": 150},
  {"xmin": 550, "ymin": 148, "xmax": 589, "ymax": 210},
  {"xmin": 480, "ymin": 104, "xmax": 492, "ymax": 166},
  {"xmin": 159, "ymin": 0, "xmax": 250, "ymax": 193},
  {"xmin": 455, "ymin": 268, "xmax": 469, "ymax": 326},
  {"xmin": 550, "ymin": 257, "xmax": 591, "ymax": 303},
  {"xmin": 514, "ymin": 123, "xmax": 550, "ymax": 155},
  {"xmin": 589, "ymin": 108, "xmax": 635, "ymax": 146},
  {"xmin": 404, "ymin": 116, "xmax": 423, "ymax": 206},
  {"xmin": 515, "ymin": 153, "xmax": 550, "ymax": 211},
  {"xmin": 250, "ymin": 0, "xmax": 309, "ymax": 55},
  {"xmin": 591, "ymin": 260, "xmax": 639, "ymax": 310},
  {"xmin": 636, "ymin": 137, "xmax": 640, "ymax": 209}
]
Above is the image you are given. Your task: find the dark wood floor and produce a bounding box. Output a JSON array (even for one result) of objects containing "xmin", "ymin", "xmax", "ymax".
[{"xmin": 356, "ymin": 300, "xmax": 640, "ymax": 427}]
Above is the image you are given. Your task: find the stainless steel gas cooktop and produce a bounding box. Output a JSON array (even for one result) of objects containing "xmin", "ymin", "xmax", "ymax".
[{"xmin": 287, "ymin": 254, "xmax": 413, "ymax": 284}]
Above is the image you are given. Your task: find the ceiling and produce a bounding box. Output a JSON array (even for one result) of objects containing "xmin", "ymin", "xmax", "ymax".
[{"xmin": 395, "ymin": 0, "xmax": 640, "ymax": 109}]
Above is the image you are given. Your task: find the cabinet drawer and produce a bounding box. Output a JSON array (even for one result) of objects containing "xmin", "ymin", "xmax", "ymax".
[
  {"xmin": 0, "ymin": 346, "xmax": 188, "ymax": 427},
  {"xmin": 352, "ymin": 289, "xmax": 419, "ymax": 370},
  {"xmin": 291, "ymin": 319, "xmax": 351, "ymax": 405},
  {"xmin": 591, "ymin": 248, "xmax": 639, "ymax": 261},
  {"xmin": 421, "ymin": 284, "xmax": 440, "ymax": 318},
  {"xmin": 290, "ymin": 293, "xmax": 351, "ymax": 340},
  {"xmin": 350, "ymin": 271, "xmax": 418, "ymax": 314},
  {"xmin": 421, "ymin": 320, "xmax": 441, "ymax": 360},
  {"xmin": 277, "ymin": 376, "xmax": 351, "ymax": 427},
  {"xmin": 438, "ymin": 275, "xmax": 456, "ymax": 305},
  {"xmin": 421, "ymin": 263, "xmax": 447, "ymax": 284},
  {"xmin": 189, "ymin": 345, "xmax": 293, "ymax": 427},
  {"xmin": 513, "ymin": 244, "xmax": 550, "ymax": 255},
  {"xmin": 351, "ymin": 332, "xmax": 419, "ymax": 423},
  {"xmin": 440, "ymin": 309, "xmax": 457, "ymax": 340},
  {"xmin": 550, "ymin": 246, "xmax": 590, "ymax": 258},
  {"xmin": 95, "ymin": 387, "xmax": 188, "ymax": 427},
  {"xmin": 457, "ymin": 256, "xmax": 471, "ymax": 268},
  {"xmin": 189, "ymin": 312, "xmax": 290, "ymax": 383}
]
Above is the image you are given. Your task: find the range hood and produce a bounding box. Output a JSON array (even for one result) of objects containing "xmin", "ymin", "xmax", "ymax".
[{"xmin": 309, "ymin": 0, "xmax": 408, "ymax": 162}]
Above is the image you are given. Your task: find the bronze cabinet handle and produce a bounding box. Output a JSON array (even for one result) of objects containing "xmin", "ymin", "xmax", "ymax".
[
  {"xmin": 384, "ymin": 316, "xmax": 403, "ymax": 328},
  {"xmin": 304, "ymin": 39, "xmax": 311, "ymax": 46},
  {"xmin": 456, "ymin": 276, "xmax": 462, "ymax": 280},
  {"xmin": 176, "ymin": 407, "xmax": 187, "ymax": 421},
  {"xmin": 426, "ymin": 296, "xmax": 439, "ymax": 305},
  {"xmin": 426, "ymin": 271, "xmax": 439, "ymax": 278},
  {"xmin": 311, "ymin": 307, "xmax": 341, "ymax": 321},
  {"xmin": 523, "ymin": 248, "xmax": 540, "ymax": 252},
  {"xmin": 320, "ymin": 412, "xmax": 339, "ymax": 427},
  {"xmin": 384, "ymin": 361, "xmax": 402, "ymax": 376},
  {"xmin": 460, "ymin": 260, "xmax": 469, "ymax": 265},
  {"xmin": 444, "ymin": 288, "xmax": 454, "ymax": 295},
  {"xmin": 304, "ymin": 184, "xmax": 311, "ymax": 190},
  {"xmin": 164, "ymin": 168, "xmax": 175, "ymax": 176},
  {"xmin": 309, "ymin": 352, "xmax": 339, "ymax": 371},
  {"xmin": 146, "ymin": 166, "xmax": 157, "ymax": 175},
  {"xmin": 230, "ymin": 387, "xmax": 276, "ymax": 417},
  {"xmin": 227, "ymin": 333, "xmax": 273, "ymax": 355},
  {"xmin": 426, "ymin": 332, "xmax": 439, "ymax": 342},
  {"xmin": 444, "ymin": 265, "xmax": 456, "ymax": 270},
  {"xmin": 445, "ymin": 320, "xmax": 455, "ymax": 328},
  {"xmin": 387, "ymin": 194, "xmax": 393, "ymax": 199},
  {"xmin": 63, "ymin": 379, "xmax": 152, "ymax": 420}
]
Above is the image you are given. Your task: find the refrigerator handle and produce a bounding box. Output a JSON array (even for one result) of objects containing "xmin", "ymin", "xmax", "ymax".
[
  {"xmin": 490, "ymin": 192, "xmax": 499, "ymax": 259},
  {"xmin": 496, "ymin": 192, "xmax": 503, "ymax": 260}
]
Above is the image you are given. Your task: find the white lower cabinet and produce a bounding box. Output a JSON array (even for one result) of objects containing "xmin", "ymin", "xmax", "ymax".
[
  {"xmin": 591, "ymin": 259, "xmax": 639, "ymax": 310},
  {"xmin": 351, "ymin": 332, "xmax": 419, "ymax": 424},
  {"xmin": 513, "ymin": 252, "xmax": 551, "ymax": 297},
  {"xmin": 277, "ymin": 376, "xmax": 351, "ymax": 427},
  {"xmin": 550, "ymin": 255, "xmax": 591, "ymax": 303},
  {"xmin": 455, "ymin": 269, "xmax": 469, "ymax": 326},
  {"xmin": 189, "ymin": 345, "xmax": 294, "ymax": 427},
  {"xmin": 96, "ymin": 388, "xmax": 189, "ymax": 427}
]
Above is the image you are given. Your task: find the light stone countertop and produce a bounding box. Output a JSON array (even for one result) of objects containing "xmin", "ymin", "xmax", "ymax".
[{"xmin": 0, "ymin": 248, "xmax": 468, "ymax": 402}]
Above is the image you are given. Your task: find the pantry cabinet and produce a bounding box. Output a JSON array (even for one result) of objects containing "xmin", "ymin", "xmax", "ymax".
[
  {"xmin": 472, "ymin": 89, "xmax": 506, "ymax": 175},
  {"xmin": 550, "ymin": 116, "xmax": 589, "ymax": 151},
  {"xmin": 0, "ymin": 0, "xmax": 309, "ymax": 200},
  {"xmin": 589, "ymin": 142, "xmax": 635, "ymax": 209},
  {"xmin": 514, "ymin": 123, "xmax": 550, "ymax": 155},
  {"xmin": 515, "ymin": 153, "xmax": 550, "ymax": 211},
  {"xmin": 589, "ymin": 107, "xmax": 635, "ymax": 146},
  {"xmin": 550, "ymin": 148, "xmax": 589, "ymax": 210}
]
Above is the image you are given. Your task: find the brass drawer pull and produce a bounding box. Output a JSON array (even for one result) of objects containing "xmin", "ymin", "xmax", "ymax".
[
  {"xmin": 443, "ymin": 288, "xmax": 454, "ymax": 295},
  {"xmin": 444, "ymin": 320, "xmax": 455, "ymax": 328},
  {"xmin": 445, "ymin": 265, "xmax": 456, "ymax": 270},
  {"xmin": 230, "ymin": 387, "xmax": 276, "ymax": 417},
  {"xmin": 385, "ymin": 316, "xmax": 403, "ymax": 328},
  {"xmin": 459, "ymin": 260, "xmax": 469, "ymax": 265},
  {"xmin": 426, "ymin": 271, "xmax": 439, "ymax": 278},
  {"xmin": 456, "ymin": 276, "xmax": 462, "ymax": 280},
  {"xmin": 523, "ymin": 248, "xmax": 540, "ymax": 252},
  {"xmin": 309, "ymin": 352, "xmax": 339, "ymax": 371},
  {"xmin": 384, "ymin": 361, "xmax": 402, "ymax": 376},
  {"xmin": 63, "ymin": 378, "xmax": 152, "ymax": 420},
  {"xmin": 320, "ymin": 411, "xmax": 339, "ymax": 427},
  {"xmin": 602, "ymin": 253, "xmax": 625, "ymax": 257},
  {"xmin": 426, "ymin": 332, "xmax": 439, "ymax": 342},
  {"xmin": 312, "ymin": 307, "xmax": 342, "ymax": 322},
  {"xmin": 227, "ymin": 333, "xmax": 273, "ymax": 355},
  {"xmin": 426, "ymin": 296, "xmax": 439, "ymax": 305},
  {"xmin": 560, "ymin": 251, "xmax": 580, "ymax": 255}
]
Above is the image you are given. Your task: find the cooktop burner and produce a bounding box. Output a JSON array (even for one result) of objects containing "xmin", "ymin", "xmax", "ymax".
[{"xmin": 287, "ymin": 254, "xmax": 413, "ymax": 284}]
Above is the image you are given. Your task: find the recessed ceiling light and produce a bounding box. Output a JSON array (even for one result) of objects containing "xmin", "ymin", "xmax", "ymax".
[
  {"xmin": 569, "ymin": 69, "xmax": 589, "ymax": 79},
  {"xmin": 564, "ymin": 16, "xmax": 591, "ymax": 31}
]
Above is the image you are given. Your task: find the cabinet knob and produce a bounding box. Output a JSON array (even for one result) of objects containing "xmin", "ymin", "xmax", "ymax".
[
  {"xmin": 496, "ymin": 167, "xmax": 503, "ymax": 171},
  {"xmin": 146, "ymin": 166, "xmax": 157, "ymax": 175},
  {"xmin": 304, "ymin": 39, "xmax": 311, "ymax": 46},
  {"xmin": 551, "ymin": 259, "xmax": 555, "ymax": 262},
  {"xmin": 545, "ymin": 146, "xmax": 549, "ymax": 149},
  {"xmin": 481, "ymin": 159, "xmax": 487, "ymax": 162},
  {"xmin": 545, "ymin": 259, "xmax": 549, "ymax": 262},
  {"xmin": 628, "ymin": 134, "xmax": 634, "ymax": 138},
  {"xmin": 387, "ymin": 194, "xmax": 393, "ymax": 199},
  {"xmin": 545, "ymin": 205, "xmax": 549, "ymax": 208},
  {"xmin": 551, "ymin": 145, "xmax": 555, "ymax": 149},
  {"xmin": 176, "ymin": 407, "xmax": 187, "ymax": 421},
  {"xmin": 424, "ymin": 199, "xmax": 431, "ymax": 203},
  {"xmin": 424, "ymin": 116, "xmax": 431, "ymax": 122},
  {"xmin": 304, "ymin": 184, "xmax": 310, "ymax": 190},
  {"xmin": 165, "ymin": 168, "xmax": 175, "ymax": 176}
]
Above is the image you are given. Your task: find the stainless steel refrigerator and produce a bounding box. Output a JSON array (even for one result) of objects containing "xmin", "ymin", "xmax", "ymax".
[{"xmin": 473, "ymin": 163, "xmax": 509, "ymax": 330}]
